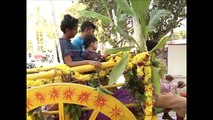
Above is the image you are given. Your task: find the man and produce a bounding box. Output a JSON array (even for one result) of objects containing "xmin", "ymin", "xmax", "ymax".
[{"xmin": 72, "ymin": 21, "xmax": 96, "ymax": 60}]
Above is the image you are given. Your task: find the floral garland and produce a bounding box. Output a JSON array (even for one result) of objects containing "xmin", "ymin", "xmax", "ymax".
[
  {"xmin": 132, "ymin": 52, "xmax": 155, "ymax": 120},
  {"xmin": 27, "ymin": 63, "xmax": 113, "ymax": 88},
  {"xmin": 27, "ymin": 51, "xmax": 158, "ymax": 119}
]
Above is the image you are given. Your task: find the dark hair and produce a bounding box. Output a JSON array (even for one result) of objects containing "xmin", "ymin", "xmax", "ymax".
[
  {"xmin": 84, "ymin": 35, "xmax": 97, "ymax": 48},
  {"xmin": 80, "ymin": 21, "xmax": 96, "ymax": 32},
  {"xmin": 60, "ymin": 14, "xmax": 78, "ymax": 33},
  {"xmin": 146, "ymin": 40, "xmax": 158, "ymax": 51}
]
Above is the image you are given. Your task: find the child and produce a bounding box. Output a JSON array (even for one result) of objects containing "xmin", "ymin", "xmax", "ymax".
[
  {"xmin": 81, "ymin": 35, "xmax": 106, "ymax": 62},
  {"xmin": 161, "ymin": 74, "xmax": 186, "ymax": 120}
]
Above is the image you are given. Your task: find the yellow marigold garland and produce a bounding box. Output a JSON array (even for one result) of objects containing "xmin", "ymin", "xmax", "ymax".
[
  {"xmin": 132, "ymin": 52, "xmax": 155, "ymax": 120},
  {"xmin": 27, "ymin": 51, "xmax": 156, "ymax": 119}
]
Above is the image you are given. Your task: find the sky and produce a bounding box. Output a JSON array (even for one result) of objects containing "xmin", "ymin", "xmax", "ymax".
[{"xmin": 27, "ymin": 0, "xmax": 75, "ymax": 24}]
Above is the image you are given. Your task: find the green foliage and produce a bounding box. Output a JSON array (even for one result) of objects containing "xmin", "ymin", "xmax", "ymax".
[
  {"xmin": 124, "ymin": 65, "xmax": 146, "ymax": 101},
  {"xmin": 108, "ymin": 53, "xmax": 128, "ymax": 85},
  {"xmin": 147, "ymin": 10, "xmax": 170, "ymax": 33},
  {"xmin": 78, "ymin": 10, "xmax": 113, "ymax": 24},
  {"xmin": 158, "ymin": 64, "xmax": 167, "ymax": 79},
  {"xmin": 105, "ymin": 46, "xmax": 134, "ymax": 54},
  {"xmin": 151, "ymin": 66, "xmax": 161, "ymax": 95},
  {"xmin": 96, "ymin": 86, "xmax": 113, "ymax": 95},
  {"xmin": 65, "ymin": 104, "xmax": 82, "ymax": 120},
  {"xmin": 115, "ymin": 0, "xmax": 135, "ymax": 16},
  {"xmin": 148, "ymin": 0, "xmax": 186, "ymax": 41},
  {"xmin": 150, "ymin": 35, "xmax": 169, "ymax": 52},
  {"xmin": 169, "ymin": 30, "xmax": 186, "ymax": 40}
]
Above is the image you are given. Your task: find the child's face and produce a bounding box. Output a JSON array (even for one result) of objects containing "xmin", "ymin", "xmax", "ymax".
[{"xmin": 91, "ymin": 42, "xmax": 98, "ymax": 51}]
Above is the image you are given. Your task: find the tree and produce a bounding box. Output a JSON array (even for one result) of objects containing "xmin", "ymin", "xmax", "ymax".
[
  {"xmin": 148, "ymin": 0, "xmax": 186, "ymax": 42},
  {"xmin": 169, "ymin": 30, "xmax": 186, "ymax": 40},
  {"xmin": 77, "ymin": 0, "xmax": 186, "ymax": 44},
  {"xmin": 67, "ymin": 0, "xmax": 121, "ymax": 48}
]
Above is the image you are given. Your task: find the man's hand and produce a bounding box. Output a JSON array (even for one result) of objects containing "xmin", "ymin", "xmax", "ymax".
[{"xmin": 178, "ymin": 81, "xmax": 186, "ymax": 88}]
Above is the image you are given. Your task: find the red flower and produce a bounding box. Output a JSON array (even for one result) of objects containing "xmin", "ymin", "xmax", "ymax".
[
  {"xmin": 137, "ymin": 62, "xmax": 144, "ymax": 67},
  {"xmin": 109, "ymin": 105, "xmax": 122, "ymax": 120},
  {"xmin": 35, "ymin": 91, "xmax": 46, "ymax": 103},
  {"xmin": 78, "ymin": 91, "xmax": 91, "ymax": 103},
  {"xmin": 94, "ymin": 95, "xmax": 107, "ymax": 109},
  {"xmin": 63, "ymin": 87, "xmax": 75, "ymax": 100},
  {"xmin": 49, "ymin": 87, "xmax": 60, "ymax": 101}
]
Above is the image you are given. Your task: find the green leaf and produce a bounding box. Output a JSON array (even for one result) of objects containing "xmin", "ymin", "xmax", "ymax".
[
  {"xmin": 130, "ymin": 0, "xmax": 149, "ymax": 18},
  {"xmin": 105, "ymin": 46, "xmax": 134, "ymax": 54},
  {"xmin": 147, "ymin": 10, "xmax": 170, "ymax": 33},
  {"xmin": 78, "ymin": 10, "xmax": 113, "ymax": 24},
  {"xmin": 150, "ymin": 35, "xmax": 169, "ymax": 52},
  {"xmin": 159, "ymin": 64, "xmax": 167, "ymax": 79},
  {"xmin": 151, "ymin": 66, "xmax": 161, "ymax": 95},
  {"xmin": 115, "ymin": 0, "xmax": 135, "ymax": 16},
  {"xmin": 28, "ymin": 108, "xmax": 37, "ymax": 116},
  {"xmin": 114, "ymin": 26, "xmax": 139, "ymax": 48},
  {"xmin": 108, "ymin": 53, "xmax": 128, "ymax": 85},
  {"xmin": 96, "ymin": 86, "xmax": 113, "ymax": 95},
  {"xmin": 130, "ymin": 0, "xmax": 151, "ymax": 38},
  {"xmin": 101, "ymin": 0, "xmax": 111, "ymax": 18}
]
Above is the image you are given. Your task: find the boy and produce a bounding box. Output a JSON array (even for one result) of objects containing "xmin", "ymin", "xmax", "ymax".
[{"xmin": 81, "ymin": 35, "xmax": 106, "ymax": 62}]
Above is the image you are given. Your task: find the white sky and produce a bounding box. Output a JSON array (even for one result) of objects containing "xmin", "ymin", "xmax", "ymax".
[{"xmin": 27, "ymin": 0, "xmax": 75, "ymax": 24}]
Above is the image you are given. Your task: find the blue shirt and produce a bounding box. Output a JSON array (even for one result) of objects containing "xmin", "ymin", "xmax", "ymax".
[
  {"xmin": 72, "ymin": 36, "xmax": 84, "ymax": 57},
  {"xmin": 59, "ymin": 38, "xmax": 84, "ymax": 61}
]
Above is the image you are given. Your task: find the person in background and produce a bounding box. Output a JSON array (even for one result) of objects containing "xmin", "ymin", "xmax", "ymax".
[
  {"xmin": 146, "ymin": 40, "xmax": 186, "ymax": 120},
  {"xmin": 72, "ymin": 21, "xmax": 96, "ymax": 60},
  {"xmin": 161, "ymin": 74, "xmax": 186, "ymax": 120},
  {"xmin": 81, "ymin": 35, "xmax": 106, "ymax": 62}
]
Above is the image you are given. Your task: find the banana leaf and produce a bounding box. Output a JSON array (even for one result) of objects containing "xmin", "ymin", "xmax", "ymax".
[
  {"xmin": 151, "ymin": 66, "xmax": 161, "ymax": 95},
  {"xmin": 150, "ymin": 35, "xmax": 169, "ymax": 52},
  {"xmin": 115, "ymin": 0, "xmax": 135, "ymax": 16},
  {"xmin": 78, "ymin": 10, "xmax": 113, "ymax": 24},
  {"xmin": 108, "ymin": 53, "xmax": 128, "ymax": 85},
  {"xmin": 147, "ymin": 10, "xmax": 170, "ymax": 33},
  {"xmin": 105, "ymin": 46, "xmax": 134, "ymax": 54}
]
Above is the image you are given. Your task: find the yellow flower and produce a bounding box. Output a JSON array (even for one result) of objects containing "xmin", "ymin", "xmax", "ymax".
[
  {"xmin": 145, "ymin": 84, "xmax": 153, "ymax": 90},
  {"xmin": 137, "ymin": 68, "xmax": 144, "ymax": 76},
  {"xmin": 144, "ymin": 66, "xmax": 151, "ymax": 75},
  {"xmin": 143, "ymin": 77, "xmax": 150, "ymax": 83},
  {"xmin": 152, "ymin": 115, "xmax": 158, "ymax": 120},
  {"xmin": 99, "ymin": 70, "xmax": 107, "ymax": 77},
  {"xmin": 145, "ymin": 90, "xmax": 153, "ymax": 97},
  {"xmin": 145, "ymin": 97, "xmax": 153, "ymax": 106},
  {"xmin": 146, "ymin": 73, "xmax": 152, "ymax": 79},
  {"xmin": 144, "ymin": 115, "xmax": 152, "ymax": 120},
  {"xmin": 145, "ymin": 59, "xmax": 151, "ymax": 65},
  {"xmin": 115, "ymin": 56, "xmax": 121, "ymax": 63},
  {"xmin": 127, "ymin": 62, "xmax": 133, "ymax": 70},
  {"xmin": 144, "ymin": 107, "xmax": 153, "ymax": 116},
  {"xmin": 80, "ymin": 74, "xmax": 92, "ymax": 81}
]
